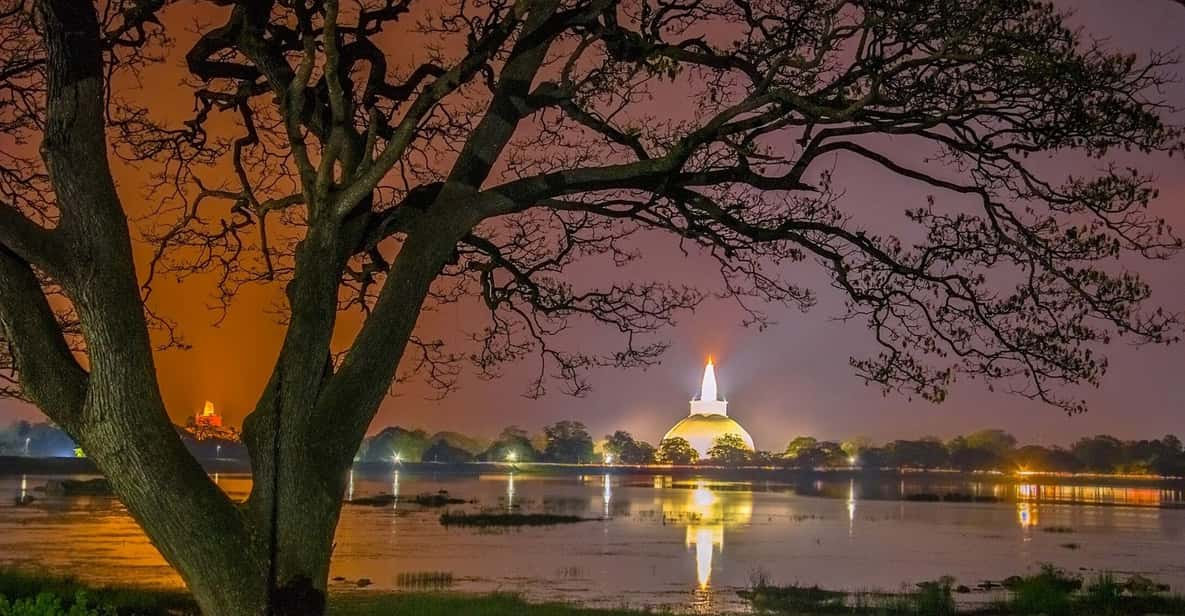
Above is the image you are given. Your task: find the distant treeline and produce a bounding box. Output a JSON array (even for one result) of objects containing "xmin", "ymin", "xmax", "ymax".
[
  {"xmin": 0, "ymin": 420, "xmax": 246, "ymax": 462},
  {"xmin": 356, "ymin": 424, "xmax": 1185, "ymax": 477},
  {"xmin": 7, "ymin": 420, "xmax": 1182, "ymax": 477}
]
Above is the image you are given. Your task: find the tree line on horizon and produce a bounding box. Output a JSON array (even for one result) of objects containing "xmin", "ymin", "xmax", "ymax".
[
  {"xmin": 5, "ymin": 421, "xmax": 1183, "ymax": 477},
  {"xmin": 350, "ymin": 424, "xmax": 1185, "ymax": 476}
]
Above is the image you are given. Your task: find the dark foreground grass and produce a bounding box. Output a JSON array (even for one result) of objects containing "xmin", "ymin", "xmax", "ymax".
[
  {"xmin": 439, "ymin": 511, "xmax": 594, "ymax": 526},
  {"xmin": 0, "ymin": 568, "xmax": 191, "ymax": 615},
  {"xmin": 329, "ymin": 592, "xmax": 666, "ymax": 616},
  {"xmin": 7, "ymin": 565, "xmax": 1185, "ymax": 616},
  {"xmin": 0, "ymin": 570, "xmax": 661, "ymax": 616}
]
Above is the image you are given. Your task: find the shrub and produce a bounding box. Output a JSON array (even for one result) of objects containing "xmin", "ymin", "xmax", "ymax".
[{"xmin": 0, "ymin": 592, "xmax": 113, "ymax": 616}]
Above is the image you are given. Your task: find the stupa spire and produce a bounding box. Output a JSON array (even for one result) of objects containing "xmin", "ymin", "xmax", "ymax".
[
  {"xmin": 689, "ymin": 357, "xmax": 727, "ymax": 416},
  {"xmin": 700, "ymin": 358, "xmax": 718, "ymax": 403}
]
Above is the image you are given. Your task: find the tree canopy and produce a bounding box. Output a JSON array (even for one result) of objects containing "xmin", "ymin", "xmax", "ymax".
[
  {"xmin": 655, "ymin": 436, "xmax": 698, "ymax": 465},
  {"xmin": 0, "ymin": 0, "xmax": 1180, "ymax": 613}
]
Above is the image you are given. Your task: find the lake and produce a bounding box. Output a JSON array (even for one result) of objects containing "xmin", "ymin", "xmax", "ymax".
[{"xmin": 3, "ymin": 470, "xmax": 1185, "ymax": 613}]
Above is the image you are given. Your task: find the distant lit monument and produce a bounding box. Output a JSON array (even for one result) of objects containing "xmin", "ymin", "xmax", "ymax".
[
  {"xmin": 194, "ymin": 401, "xmax": 223, "ymax": 429},
  {"xmin": 662, "ymin": 359, "xmax": 755, "ymax": 457}
]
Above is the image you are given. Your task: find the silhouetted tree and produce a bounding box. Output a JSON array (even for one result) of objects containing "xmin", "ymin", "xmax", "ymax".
[
  {"xmin": 543, "ymin": 420, "xmax": 595, "ymax": 463},
  {"xmin": 1071, "ymin": 435, "xmax": 1127, "ymax": 472},
  {"xmin": 360, "ymin": 427, "xmax": 430, "ymax": 463},
  {"xmin": 479, "ymin": 426, "xmax": 540, "ymax": 462},
  {"xmin": 603, "ymin": 430, "xmax": 655, "ymax": 464},
  {"xmin": 706, "ymin": 433, "xmax": 751, "ymax": 466},
  {"xmin": 960, "ymin": 430, "xmax": 1018, "ymax": 458},
  {"xmin": 427, "ymin": 431, "xmax": 489, "ymax": 456},
  {"xmin": 655, "ymin": 437, "xmax": 698, "ymax": 465},
  {"xmin": 885, "ymin": 439, "xmax": 950, "ymax": 469},
  {"xmin": 841, "ymin": 436, "xmax": 874, "ymax": 458},
  {"xmin": 0, "ymin": 1, "xmax": 1180, "ymax": 612},
  {"xmin": 422, "ymin": 439, "xmax": 475, "ymax": 464},
  {"xmin": 783, "ymin": 436, "xmax": 819, "ymax": 459}
]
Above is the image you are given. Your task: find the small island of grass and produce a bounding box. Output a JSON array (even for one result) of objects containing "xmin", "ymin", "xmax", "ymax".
[{"xmin": 439, "ymin": 512, "xmax": 594, "ymax": 527}]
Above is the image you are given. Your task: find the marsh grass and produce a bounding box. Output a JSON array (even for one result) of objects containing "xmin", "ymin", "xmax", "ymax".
[
  {"xmin": 739, "ymin": 574, "xmax": 956, "ymax": 615},
  {"xmin": 439, "ymin": 512, "xmax": 593, "ymax": 527},
  {"xmin": 329, "ymin": 592, "xmax": 669, "ymax": 615},
  {"xmin": 0, "ymin": 570, "xmax": 664, "ymax": 616},
  {"xmin": 395, "ymin": 571, "xmax": 455, "ymax": 590},
  {"xmin": 0, "ymin": 569, "xmax": 195, "ymax": 615}
]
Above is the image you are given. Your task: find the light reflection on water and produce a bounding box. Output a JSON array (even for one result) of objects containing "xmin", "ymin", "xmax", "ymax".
[{"xmin": 3, "ymin": 472, "xmax": 1185, "ymax": 613}]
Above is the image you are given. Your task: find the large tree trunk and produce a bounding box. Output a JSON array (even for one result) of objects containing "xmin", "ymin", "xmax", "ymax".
[
  {"xmin": 28, "ymin": 2, "xmax": 450, "ymax": 614},
  {"xmin": 23, "ymin": 2, "xmax": 470, "ymax": 613}
]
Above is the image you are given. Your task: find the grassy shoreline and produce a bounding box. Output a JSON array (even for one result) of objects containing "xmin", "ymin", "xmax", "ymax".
[
  {"xmin": 0, "ymin": 569, "xmax": 669, "ymax": 616},
  {"xmin": 5, "ymin": 565, "xmax": 1185, "ymax": 615}
]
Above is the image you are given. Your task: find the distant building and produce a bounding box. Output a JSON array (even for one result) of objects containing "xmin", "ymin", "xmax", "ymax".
[
  {"xmin": 662, "ymin": 359, "xmax": 756, "ymax": 457},
  {"xmin": 184, "ymin": 401, "xmax": 238, "ymax": 443},
  {"xmin": 194, "ymin": 401, "xmax": 223, "ymax": 429}
]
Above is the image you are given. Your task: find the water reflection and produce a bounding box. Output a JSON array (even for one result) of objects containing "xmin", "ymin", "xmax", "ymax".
[
  {"xmin": 346, "ymin": 469, "xmax": 355, "ymax": 502},
  {"xmin": 19, "ymin": 475, "xmax": 27, "ymax": 503},
  {"xmin": 1018, "ymin": 502, "xmax": 1038, "ymax": 528},
  {"xmin": 6, "ymin": 472, "xmax": 1185, "ymax": 614},
  {"xmin": 391, "ymin": 471, "xmax": 400, "ymax": 510},
  {"xmin": 1016, "ymin": 483, "xmax": 1177, "ymax": 507},
  {"xmin": 602, "ymin": 474, "xmax": 612, "ymax": 518},
  {"xmin": 846, "ymin": 479, "xmax": 856, "ymax": 536},
  {"xmin": 657, "ymin": 480, "xmax": 754, "ymax": 601}
]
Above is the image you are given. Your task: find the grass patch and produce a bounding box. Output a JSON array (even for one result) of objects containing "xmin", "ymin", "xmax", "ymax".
[
  {"xmin": 0, "ymin": 569, "xmax": 194, "ymax": 615},
  {"xmin": 347, "ymin": 490, "xmax": 467, "ymax": 508},
  {"xmin": 0, "ymin": 571, "xmax": 660, "ymax": 616},
  {"xmin": 395, "ymin": 571, "xmax": 455, "ymax": 590},
  {"xmin": 1004, "ymin": 565, "xmax": 1080, "ymax": 615},
  {"xmin": 439, "ymin": 512, "xmax": 593, "ymax": 527},
  {"xmin": 738, "ymin": 574, "xmax": 957, "ymax": 615},
  {"xmin": 330, "ymin": 592, "xmax": 664, "ymax": 616}
]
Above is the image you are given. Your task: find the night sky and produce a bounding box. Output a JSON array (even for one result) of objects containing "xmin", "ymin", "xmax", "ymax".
[{"xmin": 2, "ymin": 1, "xmax": 1183, "ymax": 449}]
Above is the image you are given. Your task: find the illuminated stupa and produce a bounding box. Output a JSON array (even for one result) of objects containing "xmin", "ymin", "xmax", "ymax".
[{"xmin": 662, "ymin": 359, "xmax": 755, "ymax": 457}]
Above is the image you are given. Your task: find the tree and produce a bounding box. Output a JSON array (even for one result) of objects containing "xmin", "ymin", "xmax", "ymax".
[
  {"xmin": 783, "ymin": 436, "xmax": 819, "ymax": 459},
  {"xmin": 542, "ymin": 420, "xmax": 595, "ymax": 463},
  {"xmin": 479, "ymin": 426, "xmax": 540, "ymax": 462},
  {"xmin": 0, "ymin": 1, "xmax": 1179, "ymax": 613},
  {"xmin": 841, "ymin": 436, "xmax": 874, "ymax": 458},
  {"xmin": 961, "ymin": 430, "xmax": 1018, "ymax": 458},
  {"xmin": 885, "ymin": 440, "xmax": 950, "ymax": 469},
  {"xmin": 1071, "ymin": 435, "xmax": 1127, "ymax": 472},
  {"xmin": 428, "ymin": 431, "xmax": 489, "ymax": 455},
  {"xmin": 359, "ymin": 426, "xmax": 430, "ymax": 463},
  {"xmin": 421, "ymin": 439, "xmax": 475, "ymax": 464},
  {"xmin": 706, "ymin": 433, "xmax": 751, "ymax": 466},
  {"xmin": 603, "ymin": 430, "xmax": 655, "ymax": 464},
  {"xmin": 655, "ymin": 437, "xmax": 698, "ymax": 465}
]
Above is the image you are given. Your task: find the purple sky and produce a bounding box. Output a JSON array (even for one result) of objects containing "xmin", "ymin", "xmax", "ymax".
[{"xmin": 2, "ymin": 0, "xmax": 1183, "ymax": 449}]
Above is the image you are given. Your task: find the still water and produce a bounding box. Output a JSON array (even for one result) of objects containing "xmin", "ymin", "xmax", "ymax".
[{"xmin": 3, "ymin": 471, "xmax": 1185, "ymax": 613}]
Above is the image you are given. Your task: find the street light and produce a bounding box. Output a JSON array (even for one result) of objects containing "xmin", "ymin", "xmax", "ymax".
[
  {"xmin": 393, "ymin": 452, "xmax": 402, "ymax": 465},
  {"xmin": 506, "ymin": 450, "xmax": 517, "ymax": 463},
  {"xmin": 216, "ymin": 444, "xmax": 222, "ymax": 459},
  {"xmin": 604, "ymin": 453, "xmax": 614, "ymax": 465},
  {"xmin": 24, "ymin": 437, "xmax": 30, "ymax": 457}
]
